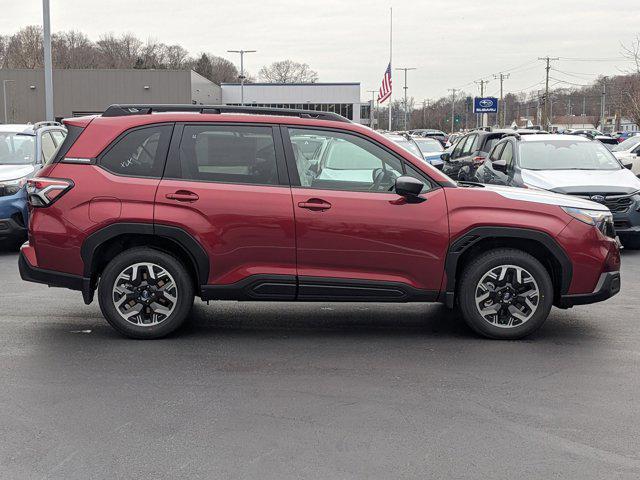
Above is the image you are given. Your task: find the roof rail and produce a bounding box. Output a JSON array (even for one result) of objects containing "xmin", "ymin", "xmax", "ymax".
[
  {"xmin": 32, "ymin": 121, "xmax": 62, "ymax": 130},
  {"xmin": 101, "ymin": 104, "xmax": 352, "ymax": 123},
  {"xmin": 502, "ymin": 132, "xmax": 521, "ymax": 140}
]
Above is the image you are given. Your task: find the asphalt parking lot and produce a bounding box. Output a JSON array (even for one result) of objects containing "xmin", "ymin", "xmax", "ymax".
[{"xmin": 0, "ymin": 247, "xmax": 639, "ymax": 480}]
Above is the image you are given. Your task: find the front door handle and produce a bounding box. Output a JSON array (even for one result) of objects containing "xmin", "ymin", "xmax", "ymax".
[
  {"xmin": 297, "ymin": 198, "xmax": 332, "ymax": 211},
  {"xmin": 166, "ymin": 190, "xmax": 199, "ymax": 202}
]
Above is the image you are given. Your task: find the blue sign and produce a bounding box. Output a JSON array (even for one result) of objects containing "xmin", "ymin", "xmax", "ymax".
[{"xmin": 474, "ymin": 97, "xmax": 498, "ymax": 113}]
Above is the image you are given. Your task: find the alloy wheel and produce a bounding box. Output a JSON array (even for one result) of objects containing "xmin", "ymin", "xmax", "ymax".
[
  {"xmin": 111, "ymin": 262, "xmax": 178, "ymax": 326},
  {"xmin": 474, "ymin": 264, "xmax": 540, "ymax": 328}
]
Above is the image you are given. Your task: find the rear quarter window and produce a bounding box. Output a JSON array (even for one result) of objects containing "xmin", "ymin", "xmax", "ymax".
[{"xmin": 98, "ymin": 125, "xmax": 173, "ymax": 178}]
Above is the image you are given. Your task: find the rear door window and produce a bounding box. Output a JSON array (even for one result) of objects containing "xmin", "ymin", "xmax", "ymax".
[
  {"xmin": 461, "ymin": 134, "xmax": 478, "ymax": 156},
  {"xmin": 451, "ymin": 135, "xmax": 467, "ymax": 159},
  {"xmin": 178, "ymin": 125, "xmax": 279, "ymax": 185},
  {"xmin": 99, "ymin": 125, "xmax": 173, "ymax": 178}
]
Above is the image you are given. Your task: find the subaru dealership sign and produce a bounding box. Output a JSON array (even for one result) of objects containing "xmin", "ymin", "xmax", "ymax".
[{"xmin": 473, "ymin": 97, "xmax": 498, "ymax": 113}]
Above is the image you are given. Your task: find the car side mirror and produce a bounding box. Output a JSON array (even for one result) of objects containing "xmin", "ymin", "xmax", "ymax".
[
  {"xmin": 492, "ymin": 159, "xmax": 508, "ymax": 172},
  {"xmin": 623, "ymin": 160, "xmax": 634, "ymax": 170},
  {"xmin": 440, "ymin": 152, "xmax": 450, "ymax": 162},
  {"xmin": 395, "ymin": 175, "xmax": 424, "ymax": 197}
]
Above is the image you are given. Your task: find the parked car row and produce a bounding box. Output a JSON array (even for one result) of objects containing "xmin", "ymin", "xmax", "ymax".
[
  {"xmin": 0, "ymin": 122, "xmax": 67, "ymax": 247},
  {"xmin": 441, "ymin": 129, "xmax": 640, "ymax": 248},
  {"xmin": 380, "ymin": 132, "xmax": 444, "ymax": 170}
]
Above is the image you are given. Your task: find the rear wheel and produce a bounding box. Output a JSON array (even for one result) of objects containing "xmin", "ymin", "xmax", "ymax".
[
  {"xmin": 98, "ymin": 247, "xmax": 194, "ymax": 339},
  {"xmin": 458, "ymin": 248, "xmax": 553, "ymax": 339}
]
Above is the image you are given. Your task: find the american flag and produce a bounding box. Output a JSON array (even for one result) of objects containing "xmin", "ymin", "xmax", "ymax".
[{"xmin": 377, "ymin": 62, "xmax": 392, "ymax": 103}]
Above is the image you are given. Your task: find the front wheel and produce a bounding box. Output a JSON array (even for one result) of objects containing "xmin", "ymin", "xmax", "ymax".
[
  {"xmin": 458, "ymin": 248, "xmax": 554, "ymax": 339},
  {"xmin": 98, "ymin": 247, "xmax": 194, "ymax": 339}
]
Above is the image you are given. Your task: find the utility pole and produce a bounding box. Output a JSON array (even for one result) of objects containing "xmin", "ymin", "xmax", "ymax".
[
  {"xmin": 227, "ymin": 49, "xmax": 257, "ymax": 106},
  {"xmin": 421, "ymin": 99, "xmax": 427, "ymax": 128},
  {"xmin": 538, "ymin": 56, "xmax": 559, "ymax": 130},
  {"xmin": 42, "ymin": 0, "xmax": 54, "ymax": 121},
  {"xmin": 582, "ymin": 96, "xmax": 586, "ymax": 116},
  {"xmin": 367, "ymin": 90, "xmax": 377, "ymax": 128},
  {"xmin": 395, "ymin": 67, "xmax": 416, "ymax": 130},
  {"xmin": 493, "ymin": 73, "xmax": 510, "ymax": 127},
  {"xmin": 447, "ymin": 88, "xmax": 457, "ymax": 132},
  {"xmin": 600, "ymin": 76, "xmax": 608, "ymax": 132},
  {"xmin": 474, "ymin": 79, "xmax": 488, "ymax": 127}
]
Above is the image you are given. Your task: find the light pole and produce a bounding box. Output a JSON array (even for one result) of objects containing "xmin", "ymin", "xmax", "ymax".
[
  {"xmin": 3, "ymin": 80, "xmax": 15, "ymax": 124},
  {"xmin": 367, "ymin": 89, "xmax": 377, "ymax": 128},
  {"xmin": 43, "ymin": 0, "xmax": 54, "ymax": 121},
  {"xmin": 447, "ymin": 89, "xmax": 457, "ymax": 133},
  {"xmin": 395, "ymin": 67, "xmax": 416, "ymax": 130},
  {"xmin": 227, "ymin": 49, "xmax": 256, "ymax": 106}
]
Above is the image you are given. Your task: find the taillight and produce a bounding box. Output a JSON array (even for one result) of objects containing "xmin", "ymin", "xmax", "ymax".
[
  {"xmin": 26, "ymin": 178, "xmax": 74, "ymax": 207},
  {"xmin": 472, "ymin": 156, "xmax": 486, "ymax": 166}
]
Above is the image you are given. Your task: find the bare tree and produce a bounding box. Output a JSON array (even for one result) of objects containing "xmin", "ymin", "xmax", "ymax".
[
  {"xmin": 209, "ymin": 55, "xmax": 239, "ymax": 84},
  {"xmin": 621, "ymin": 35, "xmax": 640, "ymax": 74},
  {"xmin": 259, "ymin": 60, "xmax": 318, "ymax": 83},
  {"xmin": 52, "ymin": 30, "xmax": 98, "ymax": 68},
  {"xmin": 96, "ymin": 32, "xmax": 142, "ymax": 68},
  {"xmin": 0, "ymin": 35, "xmax": 8, "ymax": 68},
  {"xmin": 164, "ymin": 44, "xmax": 190, "ymax": 69},
  {"xmin": 5, "ymin": 26, "xmax": 43, "ymax": 68}
]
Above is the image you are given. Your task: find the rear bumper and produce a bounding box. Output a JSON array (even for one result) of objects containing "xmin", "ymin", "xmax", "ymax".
[
  {"xmin": 19, "ymin": 246, "xmax": 93, "ymax": 304},
  {"xmin": 559, "ymin": 271, "xmax": 620, "ymax": 308}
]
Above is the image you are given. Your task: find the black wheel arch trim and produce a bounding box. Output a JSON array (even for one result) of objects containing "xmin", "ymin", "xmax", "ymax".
[
  {"xmin": 443, "ymin": 226, "xmax": 573, "ymax": 307},
  {"xmin": 80, "ymin": 222, "xmax": 209, "ymax": 290}
]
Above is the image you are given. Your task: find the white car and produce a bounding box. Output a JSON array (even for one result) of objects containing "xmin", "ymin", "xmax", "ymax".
[{"xmin": 612, "ymin": 135, "xmax": 640, "ymax": 176}]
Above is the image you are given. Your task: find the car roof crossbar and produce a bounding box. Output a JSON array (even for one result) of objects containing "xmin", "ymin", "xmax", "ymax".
[{"xmin": 102, "ymin": 104, "xmax": 352, "ymax": 123}]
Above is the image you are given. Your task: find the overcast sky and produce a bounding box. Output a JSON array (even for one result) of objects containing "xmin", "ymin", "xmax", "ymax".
[{"xmin": 2, "ymin": 0, "xmax": 639, "ymax": 101}]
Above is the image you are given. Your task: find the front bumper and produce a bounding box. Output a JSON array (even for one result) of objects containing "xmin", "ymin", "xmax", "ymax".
[
  {"xmin": 0, "ymin": 188, "xmax": 28, "ymax": 240},
  {"xmin": 559, "ymin": 271, "xmax": 620, "ymax": 307},
  {"xmin": 19, "ymin": 246, "xmax": 94, "ymax": 304},
  {"xmin": 0, "ymin": 216, "xmax": 26, "ymax": 240}
]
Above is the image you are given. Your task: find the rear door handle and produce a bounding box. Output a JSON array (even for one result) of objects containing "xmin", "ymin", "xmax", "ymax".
[
  {"xmin": 298, "ymin": 198, "xmax": 332, "ymax": 211},
  {"xmin": 166, "ymin": 190, "xmax": 199, "ymax": 202}
]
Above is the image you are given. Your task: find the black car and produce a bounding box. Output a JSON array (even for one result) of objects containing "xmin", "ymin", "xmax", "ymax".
[
  {"xmin": 441, "ymin": 130, "xmax": 510, "ymax": 180},
  {"xmin": 442, "ymin": 128, "xmax": 549, "ymax": 180}
]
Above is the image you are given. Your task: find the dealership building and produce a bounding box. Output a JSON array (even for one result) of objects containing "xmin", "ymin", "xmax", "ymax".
[
  {"xmin": 0, "ymin": 69, "xmax": 365, "ymax": 124},
  {"xmin": 220, "ymin": 82, "xmax": 362, "ymax": 123}
]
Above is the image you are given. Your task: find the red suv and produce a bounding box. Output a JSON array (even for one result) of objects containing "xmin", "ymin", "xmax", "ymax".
[{"xmin": 19, "ymin": 105, "xmax": 621, "ymax": 340}]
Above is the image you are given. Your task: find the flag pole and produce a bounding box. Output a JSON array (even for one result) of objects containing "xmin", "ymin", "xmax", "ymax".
[{"xmin": 388, "ymin": 7, "xmax": 392, "ymax": 131}]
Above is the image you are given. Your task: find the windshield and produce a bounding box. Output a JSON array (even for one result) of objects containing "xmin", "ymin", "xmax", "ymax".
[
  {"xmin": 391, "ymin": 138, "xmax": 422, "ymax": 157},
  {"xmin": 519, "ymin": 140, "xmax": 622, "ymax": 171},
  {"xmin": 0, "ymin": 133, "xmax": 36, "ymax": 165},
  {"xmin": 413, "ymin": 137, "xmax": 444, "ymax": 153},
  {"xmin": 612, "ymin": 135, "xmax": 640, "ymax": 152}
]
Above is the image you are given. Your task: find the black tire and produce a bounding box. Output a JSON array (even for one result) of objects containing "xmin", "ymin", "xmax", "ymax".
[
  {"xmin": 98, "ymin": 247, "xmax": 194, "ymax": 339},
  {"xmin": 457, "ymin": 248, "xmax": 553, "ymax": 340}
]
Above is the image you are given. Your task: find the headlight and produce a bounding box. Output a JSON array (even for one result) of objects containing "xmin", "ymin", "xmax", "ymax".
[
  {"xmin": 562, "ymin": 207, "xmax": 615, "ymax": 237},
  {"xmin": 0, "ymin": 176, "xmax": 28, "ymax": 196}
]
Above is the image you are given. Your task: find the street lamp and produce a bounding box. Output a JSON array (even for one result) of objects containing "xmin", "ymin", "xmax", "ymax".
[
  {"xmin": 395, "ymin": 67, "xmax": 416, "ymax": 130},
  {"xmin": 227, "ymin": 49, "xmax": 256, "ymax": 106},
  {"xmin": 367, "ymin": 89, "xmax": 377, "ymax": 128}
]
